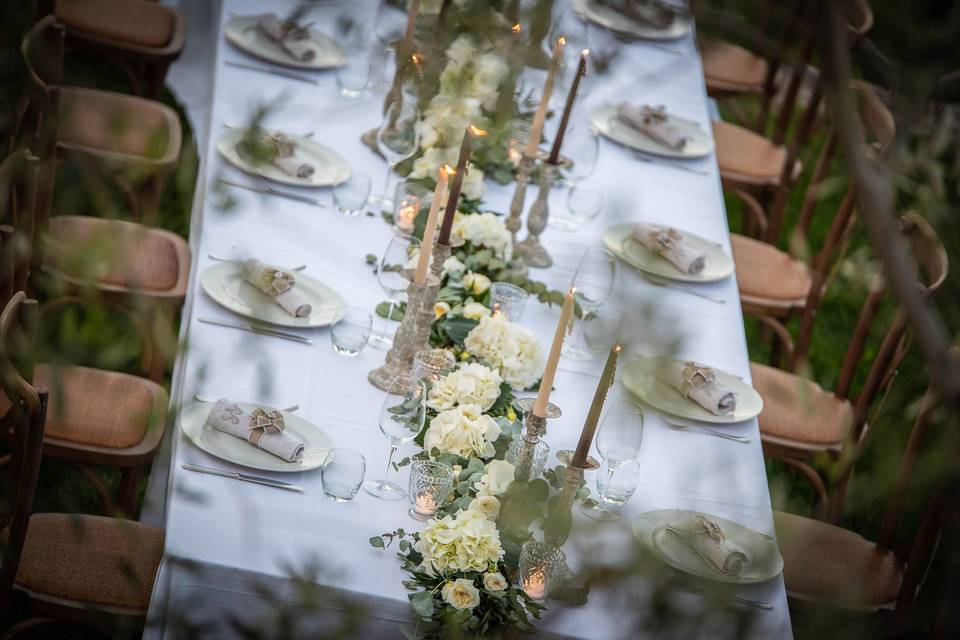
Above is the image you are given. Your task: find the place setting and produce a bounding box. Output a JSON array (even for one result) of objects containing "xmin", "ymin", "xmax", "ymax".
[
  {"xmin": 571, "ymin": 0, "xmax": 693, "ymax": 42},
  {"xmin": 224, "ymin": 11, "xmax": 346, "ymax": 74}
]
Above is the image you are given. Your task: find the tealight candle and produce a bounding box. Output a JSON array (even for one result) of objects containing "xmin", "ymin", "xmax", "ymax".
[
  {"xmin": 414, "ymin": 492, "xmax": 437, "ymax": 515},
  {"xmin": 522, "ymin": 575, "xmax": 546, "ymax": 600},
  {"xmin": 395, "ymin": 200, "xmax": 419, "ymax": 233}
]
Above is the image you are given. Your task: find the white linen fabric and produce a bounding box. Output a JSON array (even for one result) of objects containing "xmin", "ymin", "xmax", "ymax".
[
  {"xmin": 666, "ymin": 512, "xmax": 749, "ymax": 576},
  {"xmin": 657, "ymin": 360, "xmax": 738, "ymax": 415},
  {"xmin": 205, "ymin": 398, "xmax": 305, "ymax": 462},
  {"xmin": 243, "ymin": 259, "xmax": 312, "ymax": 317},
  {"xmin": 632, "ymin": 223, "xmax": 706, "ymax": 274}
]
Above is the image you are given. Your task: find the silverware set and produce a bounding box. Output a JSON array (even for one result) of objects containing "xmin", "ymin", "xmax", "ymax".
[
  {"xmin": 679, "ymin": 583, "xmax": 773, "ymax": 611},
  {"xmin": 638, "ymin": 270, "xmax": 726, "ymax": 304},
  {"xmin": 198, "ymin": 316, "xmax": 312, "ymax": 344},
  {"xmin": 192, "ymin": 394, "xmax": 299, "ymax": 413},
  {"xmin": 207, "ymin": 253, "xmax": 307, "ymax": 272},
  {"xmin": 182, "ymin": 463, "xmax": 304, "ymax": 492},
  {"xmin": 633, "ymin": 151, "xmax": 710, "ymax": 176},
  {"xmin": 219, "ymin": 178, "xmax": 327, "ymax": 208},
  {"xmin": 665, "ymin": 420, "xmax": 750, "ymax": 444},
  {"xmin": 224, "ymin": 60, "xmax": 319, "ymax": 85}
]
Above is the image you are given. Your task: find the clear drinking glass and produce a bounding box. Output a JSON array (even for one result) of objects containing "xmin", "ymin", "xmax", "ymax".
[
  {"xmin": 518, "ymin": 542, "xmax": 566, "ymax": 602},
  {"xmin": 489, "ymin": 282, "xmax": 530, "ymax": 321},
  {"xmin": 582, "ymin": 399, "xmax": 644, "ymax": 522},
  {"xmin": 563, "ymin": 247, "xmax": 617, "ymax": 361},
  {"xmin": 364, "ymin": 374, "xmax": 427, "ymax": 500},
  {"xmin": 333, "ymin": 172, "xmax": 372, "ymax": 216},
  {"xmin": 335, "ymin": 19, "xmax": 371, "ymax": 98},
  {"xmin": 550, "ymin": 182, "xmax": 605, "ymax": 231},
  {"xmin": 407, "ymin": 460, "xmax": 455, "ymax": 521},
  {"xmin": 373, "ymin": 100, "xmax": 420, "ymax": 209},
  {"xmin": 370, "ymin": 233, "xmax": 419, "ymax": 349},
  {"xmin": 330, "ymin": 306, "xmax": 373, "ymax": 356},
  {"xmin": 595, "ymin": 458, "xmax": 641, "ymax": 509},
  {"xmin": 583, "ymin": 306, "xmax": 624, "ymax": 352},
  {"xmin": 411, "ymin": 348, "xmax": 456, "ymax": 384},
  {"xmin": 321, "ymin": 449, "xmax": 366, "ymax": 502},
  {"xmin": 560, "ymin": 124, "xmax": 600, "ymax": 185}
]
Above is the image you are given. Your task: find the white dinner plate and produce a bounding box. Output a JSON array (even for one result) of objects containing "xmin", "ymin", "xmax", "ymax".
[
  {"xmin": 622, "ymin": 356, "xmax": 763, "ymax": 424},
  {"xmin": 603, "ymin": 223, "xmax": 734, "ymax": 283},
  {"xmin": 200, "ymin": 262, "xmax": 346, "ymax": 328},
  {"xmin": 180, "ymin": 402, "xmax": 333, "ymax": 473},
  {"xmin": 572, "ymin": 0, "xmax": 691, "ymax": 41},
  {"xmin": 216, "ymin": 128, "xmax": 351, "ymax": 187},
  {"xmin": 634, "ymin": 510, "xmax": 783, "ymax": 584},
  {"xmin": 590, "ymin": 103, "xmax": 713, "ymax": 159},
  {"xmin": 224, "ymin": 15, "xmax": 346, "ymax": 70}
]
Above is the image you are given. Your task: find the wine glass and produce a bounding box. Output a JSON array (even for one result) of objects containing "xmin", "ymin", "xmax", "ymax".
[
  {"xmin": 582, "ymin": 398, "xmax": 644, "ymax": 521},
  {"xmin": 559, "ymin": 124, "xmax": 600, "ymax": 186},
  {"xmin": 364, "ymin": 374, "xmax": 427, "ymax": 500},
  {"xmin": 372, "ymin": 100, "xmax": 420, "ymax": 209},
  {"xmin": 370, "ymin": 233, "xmax": 419, "ymax": 349},
  {"xmin": 335, "ymin": 11, "xmax": 372, "ymax": 97},
  {"xmin": 563, "ymin": 247, "xmax": 616, "ymax": 361},
  {"xmin": 550, "ymin": 181, "xmax": 605, "ymax": 231}
]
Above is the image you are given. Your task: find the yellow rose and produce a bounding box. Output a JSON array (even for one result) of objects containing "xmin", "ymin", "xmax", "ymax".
[
  {"xmin": 463, "ymin": 272, "xmax": 492, "ymax": 296},
  {"xmin": 434, "ymin": 301, "xmax": 452, "ymax": 318},
  {"xmin": 463, "ymin": 301, "xmax": 491, "ymax": 320},
  {"xmin": 483, "ymin": 572, "xmax": 508, "ymax": 592},
  {"xmin": 441, "ymin": 578, "xmax": 481, "ymax": 610},
  {"xmin": 506, "ymin": 407, "xmax": 517, "ymax": 422},
  {"xmin": 459, "ymin": 350, "xmax": 471, "ymax": 360}
]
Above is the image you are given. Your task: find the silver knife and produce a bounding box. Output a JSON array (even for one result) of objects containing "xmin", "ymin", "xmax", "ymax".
[
  {"xmin": 219, "ymin": 178, "xmax": 327, "ymax": 208},
  {"xmin": 224, "ymin": 60, "xmax": 319, "ymax": 85},
  {"xmin": 182, "ymin": 463, "xmax": 304, "ymax": 492},
  {"xmin": 198, "ymin": 317, "xmax": 313, "ymax": 344}
]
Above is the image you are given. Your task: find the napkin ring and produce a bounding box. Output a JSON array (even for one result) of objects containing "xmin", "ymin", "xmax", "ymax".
[
  {"xmin": 680, "ymin": 362, "xmax": 716, "ymax": 398},
  {"xmin": 247, "ymin": 407, "xmax": 286, "ymax": 446},
  {"xmin": 264, "ymin": 268, "xmax": 295, "ymax": 297},
  {"xmin": 692, "ymin": 515, "xmax": 725, "ymax": 543}
]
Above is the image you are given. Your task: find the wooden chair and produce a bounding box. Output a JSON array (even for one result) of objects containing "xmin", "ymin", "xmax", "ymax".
[
  {"xmin": 38, "ymin": 0, "xmax": 186, "ymax": 99},
  {"xmin": 20, "ymin": 15, "xmax": 182, "ymax": 222},
  {"xmin": 0, "ymin": 292, "xmax": 165, "ymax": 636},
  {"xmin": 756, "ymin": 213, "xmax": 949, "ymax": 517},
  {"xmin": 774, "ymin": 369, "xmax": 951, "ymax": 629},
  {"xmin": 0, "ymin": 149, "xmax": 171, "ymax": 518}
]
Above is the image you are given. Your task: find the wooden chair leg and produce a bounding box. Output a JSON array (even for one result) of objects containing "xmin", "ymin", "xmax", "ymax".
[
  {"xmin": 779, "ymin": 457, "xmax": 829, "ymax": 519},
  {"xmin": 146, "ymin": 61, "xmax": 171, "ymax": 100},
  {"xmin": 62, "ymin": 461, "xmax": 115, "ymax": 515},
  {"xmin": 118, "ymin": 465, "xmax": 142, "ymax": 518},
  {"xmin": 0, "ymin": 617, "xmax": 59, "ymax": 640},
  {"xmin": 137, "ymin": 174, "xmax": 165, "ymax": 227}
]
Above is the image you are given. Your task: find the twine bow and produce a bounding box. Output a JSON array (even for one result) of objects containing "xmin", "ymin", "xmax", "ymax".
[
  {"xmin": 647, "ymin": 227, "xmax": 681, "ymax": 254},
  {"xmin": 680, "ymin": 362, "xmax": 716, "ymax": 398},
  {"xmin": 280, "ymin": 20, "xmax": 312, "ymax": 41},
  {"xmin": 640, "ymin": 104, "xmax": 668, "ymax": 124},
  {"xmin": 264, "ymin": 266, "xmax": 295, "ymax": 298},
  {"xmin": 247, "ymin": 408, "xmax": 286, "ymax": 446},
  {"xmin": 265, "ymin": 133, "xmax": 298, "ymax": 159},
  {"xmin": 691, "ymin": 515, "xmax": 725, "ymax": 543}
]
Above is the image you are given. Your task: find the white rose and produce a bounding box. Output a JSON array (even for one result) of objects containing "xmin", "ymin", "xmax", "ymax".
[
  {"xmin": 469, "ymin": 495, "xmax": 501, "ymax": 521},
  {"xmin": 445, "ymin": 36, "xmax": 476, "ymax": 70},
  {"xmin": 461, "ymin": 166, "xmax": 487, "ymax": 200},
  {"xmin": 423, "ymin": 404, "xmax": 502, "ymax": 459},
  {"xmin": 441, "ymin": 578, "xmax": 481, "ymax": 610},
  {"xmin": 409, "ymin": 147, "xmax": 450, "ymax": 179},
  {"xmin": 427, "ymin": 363, "xmax": 503, "ymax": 412},
  {"xmin": 463, "ymin": 301, "xmax": 491, "ymax": 320},
  {"xmin": 483, "ymin": 572, "xmax": 508, "ymax": 592},
  {"xmin": 462, "ymin": 272, "xmax": 492, "ymax": 295},
  {"xmin": 443, "ymin": 255, "xmax": 466, "ymax": 277},
  {"xmin": 475, "ymin": 459, "xmax": 515, "ymax": 497},
  {"xmin": 452, "ymin": 212, "xmax": 511, "ymax": 260},
  {"xmin": 470, "ymin": 52, "xmax": 509, "ymax": 110}
]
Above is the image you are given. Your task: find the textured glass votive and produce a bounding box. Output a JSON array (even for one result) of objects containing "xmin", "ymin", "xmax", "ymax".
[
  {"xmin": 505, "ymin": 437, "xmax": 550, "ymax": 479},
  {"xmin": 518, "ymin": 542, "xmax": 566, "ymax": 601},
  {"xmin": 489, "ymin": 282, "xmax": 529, "ymax": 321},
  {"xmin": 412, "ymin": 348, "xmax": 456, "ymax": 383},
  {"xmin": 407, "ymin": 460, "xmax": 454, "ymax": 521}
]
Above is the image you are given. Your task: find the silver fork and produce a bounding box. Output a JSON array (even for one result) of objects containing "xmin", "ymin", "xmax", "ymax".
[
  {"xmin": 665, "ymin": 420, "xmax": 750, "ymax": 444},
  {"xmin": 222, "ymin": 123, "xmax": 315, "ymax": 138},
  {"xmin": 193, "ymin": 394, "xmax": 299, "ymax": 412},
  {"xmin": 207, "ymin": 253, "xmax": 306, "ymax": 272},
  {"xmin": 639, "ymin": 272, "xmax": 726, "ymax": 304},
  {"xmin": 680, "ymin": 583, "xmax": 773, "ymax": 611},
  {"xmin": 633, "ymin": 151, "xmax": 710, "ymax": 176}
]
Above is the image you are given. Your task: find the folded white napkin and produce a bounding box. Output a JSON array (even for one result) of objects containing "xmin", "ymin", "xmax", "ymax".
[
  {"xmin": 666, "ymin": 513, "xmax": 749, "ymax": 576},
  {"xmin": 632, "ymin": 223, "xmax": 706, "ymax": 275},
  {"xmin": 657, "ymin": 360, "xmax": 737, "ymax": 415},
  {"xmin": 243, "ymin": 259, "xmax": 312, "ymax": 317},
  {"xmin": 265, "ymin": 133, "xmax": 315, "ymax": 179},
  {"xmin": 205, "ymin": 399, "xmax": 304, "ymax": 462},
  {"xmin": 256, "ymin": 13, "xmax": 317, "ymax": 62},
  {"xmin": 618, "ymin": 104, "xmax": 689, "ymax": 150},
  {"xmin": 595, "ymin": 0, "xmax": 676, "ymax": 29}
]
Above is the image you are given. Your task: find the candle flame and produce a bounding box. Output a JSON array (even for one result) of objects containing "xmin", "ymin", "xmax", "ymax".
[
  {"xmin": 582, "ymin": 48, "xmax": 590, "ymax": 57},
  {"xmin": 614, "ymin": 345, "xmax": 622, "ymax": 353},
  {"xmin": 411, "ymin": 52, "xmax": 423, "ymax": 65},
  {"xmin": 512, "ymin": 23, "xmax": 521, "ymax": 34},
  {"xmin": 569, "ymin": 287, "xmax": 577, "ymax": 295},
  {"xmin": 558, "ymin": 36, "xmax": 567, "ymax": 47},
  {"xmin": 468, "ymin": 124, "xmax": 488, "ymax": 137},
  {"xmin": 440, "ymin": 163, "xmax": 456, "ymax": 176}
]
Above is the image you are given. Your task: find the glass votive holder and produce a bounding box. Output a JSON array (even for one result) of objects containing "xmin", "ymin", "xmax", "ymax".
[
  {"xmin": 333, "ymin": 172, "xmax": 372, "ymax": 216},
  {"xmin": 504, "ymin": 437, "xmax": 550, "ymax": 479},
  {"xmin": 489, "ymin": 282, "xmax": 530, "ymax": 321},
  {"xmin": 393, "ymin": 181, "xmax": 430, "ymax": 234},
  {"xmin": 412, "ymin": 348, "xmax": 457, "ymax": 384},
  {"xmin": 407, "ymin": 460, "xmax": 455, "ymax": 521},
  {"xmin": 518, "ymin": 541, "xmax": 566, "ymax": 602},
  {"xmin": 321, "ymin": 449, "xmax": 366, "ymax": 502},
  {"xmin": 330, "ymin": 306, "xmax": 373, "ymax": 356}
]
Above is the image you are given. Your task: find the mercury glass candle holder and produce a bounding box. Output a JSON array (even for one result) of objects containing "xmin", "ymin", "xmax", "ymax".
[
  {"xmin": 516, "ymin": 162, "xmax": 560, "ymax": 268},
  {"xmin": 369, "ymin": 275, "xmax": 440, "ymax": 391},
  {"xmin": 505, "ymin": 437, "xmax": 550, "ymax": 479},
  {"xmin": 412, "ymin": 348, "xmax": 456, "ymax": 383},
  {"xmin": 489, "ymin": 282, "xmax": 530, "ymax": 321},
  {"xmin": 407, "ymin": 460, "xmax": 454, "ymax": 521},
  {"xmin": 518, "ymin": 542, "xmax": 566, "ymax": 602}
]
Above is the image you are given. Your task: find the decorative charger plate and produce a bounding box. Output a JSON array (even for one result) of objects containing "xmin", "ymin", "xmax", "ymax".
[
  {"xmin": 634, "ymin": 510, "xmax": 783, "ymax": 584},
  {"xmin": 224, "ymin": 15, "xmax": 346, "ymax": 69},
  {"xmin": 200, "ymin": 262, "xmax": 346, "ymax": 328},
  {"xmin": 216, "ymin": 128, "xmax": 351, "ymax": 187},
  {"xmin": 180, "ymin": 402, "xmax": 333, "ymax": 473},
  {"xmin": 572, "ymin": 0, "xmax": 691, "ymax": 40},
  {"xmin": 589, "ymin": 103, "xmax": 713, "ymax": 159},
  {"xmin": 603, "ymin": 223, "xmax": 734, "ymax": 283},
  {"xmin": 622, "ymin": 356, "xmax": 763, "ymax": 424}
]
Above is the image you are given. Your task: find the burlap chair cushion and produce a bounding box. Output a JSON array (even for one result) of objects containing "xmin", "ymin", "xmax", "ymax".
[
  {"xmin": 731, "ymin": 234, "xmax": 811, "ymax": 308},
  {"xmin": 752, "ymin": 362, "xmax": 852, "ymax": 446},
  {"xmin": 57, "ymin": 0, "xmax": 175, "ymax": 48},
  {"xmin": 713, "ymin": 120, "xmax": 802, "ymax": 186},
  {"xmin": 702, "ymin": 40, "xmax": 768, "ymax": 93}
]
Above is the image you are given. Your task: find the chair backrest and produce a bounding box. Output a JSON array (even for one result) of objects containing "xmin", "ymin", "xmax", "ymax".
[
  {"xmin": 0, "ymin": 150, "xmax": 40, "ymax": 298},
  {"xmin": 0, "ymin": 292, "xmax": 47, "ymax": 615}
]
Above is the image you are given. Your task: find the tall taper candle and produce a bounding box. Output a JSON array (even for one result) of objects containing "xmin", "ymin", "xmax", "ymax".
[
  {"xmin": 572, "ymin": 344, "xmax": 621, "ymax": 467},
  {"xmin": 438, "ymin": 125, "xmax": 486, "ymax": 245},
  {"xmin": 532, "ymin": 288, "xmax": 575, "ymax": 417},
  {"xmin": 402, "ymin": 0, "xmax": 422, "ymax": 52},
  {"xmin": 524, "ymin": 36, "xmax": 566, "ymax": 158},
  {"xmin": 414, "ymin": 164, "xmax": 454, "ymax": 284},
  {"xmin": 548, "ymin": 49, "xmax": 588, "ymax": 165}
]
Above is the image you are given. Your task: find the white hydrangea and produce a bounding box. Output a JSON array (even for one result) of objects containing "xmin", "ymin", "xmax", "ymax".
[
  {"xmin": 470, "ymin": 52, "xmax": 509, "ymax": 111},
  {"xmin": 475, "ymin": 459, "xmax": 515, "ymax": 497},
  {"xmin": 464, "ymin": 314, "xmax": 543, "ymax": 389},
  {"xmin": 423, "ymin": 404, "xmax": 502, "ymax": 459},
  {"xmin": 452, "ymin": 212, "xmax": 512, "ymax": 260},
  {"xmin": 428, "ymin": 362, "xmax": 503, "ymax": 412},
  {"xmin": 415, "ymin": 508, "xmax": 504, "ymax": 576}
]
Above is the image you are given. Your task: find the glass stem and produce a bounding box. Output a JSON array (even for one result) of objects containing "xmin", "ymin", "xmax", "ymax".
[
  {"xmin": 379, "ymin": 300, "xmax": 396, "ymax": 337},
  {"xmin": 383, "ymin": 444, "xmax": 398, "ymax": 485},
  {"xmin": 382, "ymin": 162, "xmax": 393, "ymax": 205},
  {"xmin": 571, "ymin": 307, "xmax": 590, "ymax": 350}
]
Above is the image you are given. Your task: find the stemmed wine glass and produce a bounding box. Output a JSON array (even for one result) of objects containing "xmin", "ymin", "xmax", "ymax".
[
  {"xmin": 373, "ymin": 100, "xmax": 420, "ymax": 209},
  {"xmin": 364, "ymin": 373, "xmax": 427, "ymax": 500},
  {"xmin": 563, "ymin": 247, "xmax": 616, "ymax": 361},
  {"xmin": 370, "ymin": 233, "xmax": 419, "ymax": 349},
  {"xmin": 581, "ymin": 398, "xmax": 644, "ymax": 521}
]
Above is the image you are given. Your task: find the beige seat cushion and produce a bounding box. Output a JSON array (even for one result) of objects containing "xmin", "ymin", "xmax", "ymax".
[
  {"xmin": 775, "ymin": 511, "xmax": 903, "ymax": 606},
  {"xmin": 731, "ymin": 234, "xmax": 811, "ymax": 309},
  {"xmin": 57, "ymin": 0, "xmax": 175, "ymax": 48},
  {"xmin": 14, "ymin": 514, "xmax": 164, "ymax": 611},
  {"xmin": 702, "ymin": 40, "xmax": 768, "ymax": 93},
  {"xmin": 713, "ymin": 120, "xmax": 800, "ymax": 186},
  {"xmin": 45, "ymin": 216, "xmax": 189, "ymax": 296},
  {"xmin": 58, "ymin": 87, "xmax": 181, "ymax": 165},
  {"xmin": 752, "ymin": 362, "xmax": 852, "ymax": 446}
]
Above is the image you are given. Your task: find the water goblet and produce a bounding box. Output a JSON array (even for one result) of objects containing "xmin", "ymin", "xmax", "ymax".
[
  {"xmin": 563, "ymin": 247, "xmax": 616, "ymax": 361},
  {"xmin": 370, "ymin": 233, "xmax": 419, "ymax": 349},
  {"xmin": 364, "ymin": 374, "xmax": 427, "ymax": 500},
  {"xmin": 373, "ymin": 100, "xmax": 419, "ymax": 209},
  {"xmin": 550, "ymin": 181, "xmax": 605, "ymax": 231},
  {"xmin": 581, "ymin": 399, "xmax": 644, "ymax": 522}
]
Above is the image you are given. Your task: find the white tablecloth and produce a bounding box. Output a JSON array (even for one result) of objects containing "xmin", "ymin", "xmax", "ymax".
[{"xmin": 146, "ymin": 1, "xmax": 792, "ymax": 637}]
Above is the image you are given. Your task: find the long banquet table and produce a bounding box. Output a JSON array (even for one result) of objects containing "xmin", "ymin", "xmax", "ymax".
[{"xmin": 145, "ymin": 0, "xmax": 792, "ymax": 637}]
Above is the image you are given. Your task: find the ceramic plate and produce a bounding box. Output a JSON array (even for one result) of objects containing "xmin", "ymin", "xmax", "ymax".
[
  {"xmin": 216, "ymin": 128, "xmax": 351, "ymax": 187},
  {"xmin": 572, "ymin": 0, "xmax": 691, "ymax": 41},
  {"xmin": 634, "ymin": 510, "xmax": 783, "ymax": 584},
  {"xmin": 622, "ymin": 356, "xmax": 763, "ymax": 424},
  {"xmin": 200, "ymin": 262, "xmax": 346, "ymax": 328},
  {"xmin": 180, "ymin": 402, "xmax": 333, "ymax": 473},
  {"xmin": 603, "ymin": 224, "xmax": 734, "ymax": 283},
  {"xmin": 590, "ymin": 103, "xmax": 713, "ymax": 159},
  {"xmin": 224, "ymin": 15, "xmax": 346, "ymax": 69}
]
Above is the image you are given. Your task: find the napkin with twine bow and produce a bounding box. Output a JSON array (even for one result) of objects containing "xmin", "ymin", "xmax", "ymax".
[
  {"xmin": 264, "ymin": 132, "xmax": 315, "ymax": 179},
  {"xmin": 243, "ymin": 259, "xmax": 312, "ymax": 318},
  {"xmin": 256, "ymin": 13, "xmax": 317, "ymax": 62},
  {"xmin": 632, "ymin": 223, "xmax": 706, "ymax": 275},
  {"xmin": 617, "ymin": 104, "xmax": 690, "ymax": 151},
  {"xmin": 665, "ymin": 513, "xmax": 749, "ymax": 576},
  {"xmin": 205, "ymin": 399, "xmax": 305, "ymax": 462},
  {"xmin": 594, "ymin": 0, "xmax": 677, "ymax": 29},
  {"xmin": 657, "ymin": 361, "xmax": 737, "ymax": 415}
]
